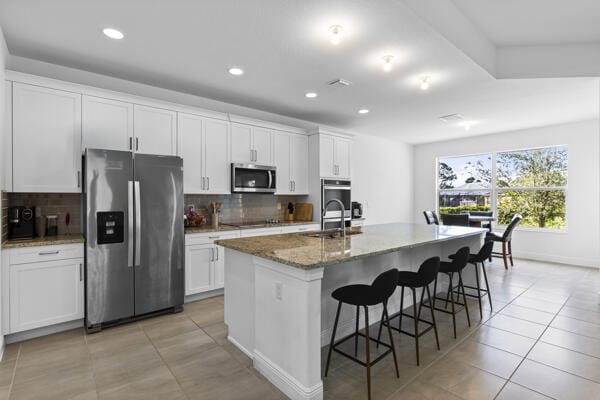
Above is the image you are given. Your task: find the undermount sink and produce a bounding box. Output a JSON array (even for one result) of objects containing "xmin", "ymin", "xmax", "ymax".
[{"xmin": 305, "ymin": 229, "xmax": 362, "ymax": 239}]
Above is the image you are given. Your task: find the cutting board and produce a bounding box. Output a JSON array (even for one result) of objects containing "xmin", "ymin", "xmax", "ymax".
[{"xmin": 294, "ymin": 203, "xmax": 313, "ymax": 222}]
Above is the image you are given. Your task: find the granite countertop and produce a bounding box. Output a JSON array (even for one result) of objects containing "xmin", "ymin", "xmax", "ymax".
[
  {"xmin": 215, "ymin": 223, "xmax": 486, "ymax": 270},
  {"xmin": 2, "ymin": 234, "xmax": 85, "ymax": 249},
  {"xmin": 184, "ymin": 225, "xmax": 241, "ymax": 234}
]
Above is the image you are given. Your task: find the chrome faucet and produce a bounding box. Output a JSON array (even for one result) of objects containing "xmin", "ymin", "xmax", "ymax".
[{"xmin": 323, "ymin": 199, "xmax": 346, "ymax": 238}]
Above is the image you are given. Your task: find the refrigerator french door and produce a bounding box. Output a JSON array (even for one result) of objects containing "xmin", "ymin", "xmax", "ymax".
[{"xmin": 84, "ymin": 149, "xmax": 184, "ymax": 331}]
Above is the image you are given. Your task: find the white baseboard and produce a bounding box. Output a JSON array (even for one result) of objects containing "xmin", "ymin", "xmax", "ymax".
[
  {"xmin": 253, "ymin": 350, "xmax": 323, "ymax": 400},
  {"xmin": 6, "ymin": 319, "xmax": 83, "ymax": 344},
  {"xmin": 227, "ymin": 334, "xmax": 253, "ymax": 360},
  {"xmin": 513, "ymin": 252, "xmax": 600, "ymax": 268},
  {"xmin": 0, "ymin": 335, "xmax": 5, "ymax": 362},
  {"xmin": 184, "ymin": 288, "xmax": 224, "ymax": 303}
]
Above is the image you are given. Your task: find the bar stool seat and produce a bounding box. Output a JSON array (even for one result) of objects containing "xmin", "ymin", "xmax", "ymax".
[
  {"xmin": 325, "ymin": 269, "xmax": 400, "ymax": 400},
  {"xmin": 377, "ymin": 257, "xmax": 441, "ymax": 366},
  {"xmin": 448, "ymin": 241, "xmax": 494, "ymax": 319}
]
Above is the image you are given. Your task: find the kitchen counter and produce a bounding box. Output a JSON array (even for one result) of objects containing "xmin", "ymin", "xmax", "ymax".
[
  {"xmin": 2, "ymin": 234, "xmax": 85, "ymax": 249},
  {"xmin": 222, "ymin": 222, "xmax": 486, "ymax": 399},
  {"xmin": 216, "ymin": 223, "xmax": 486, "ymax": 269}
]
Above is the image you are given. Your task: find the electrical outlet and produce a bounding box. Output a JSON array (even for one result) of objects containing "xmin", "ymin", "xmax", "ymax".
[
  {"xmin": 277, "ymin": 203, "xmax": 282, "ymax": 210},
  {"xmin": 275, "ymin": 282, "xmax": 283, "ymax": 300}
]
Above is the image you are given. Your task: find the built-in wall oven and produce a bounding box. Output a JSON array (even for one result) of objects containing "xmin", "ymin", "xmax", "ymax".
[
  {"xmin": 321, "ymin": 179, "xmax": 351, "ymax": 230},
  {"xmin": 232, "ymin": 163, "xmax": 277, "ymax": 193}
]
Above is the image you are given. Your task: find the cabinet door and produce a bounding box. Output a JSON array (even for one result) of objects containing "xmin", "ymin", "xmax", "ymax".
[
  {"xmin": 213, "ymin": 245, "xmax": 225, "ymax": 289},
  {"xmin": 272, "ymin": 133, "xmax": 291, "ymax": 194},
  {"xmin": 252, "ymin": 127, "xmax": 272, "ymax": 165},
  {"xmin": 230, "ymin": 123, "xmax": 252, "ymax": 163},
  {"xmin": 12, "ymin": 83, "xmax": 82, "ymax": 193},
  {"xmin": 82, "ymin": 96, "xmax": 133, "ymax": 152},
  {"xmin": 10, "ymin": 258, "xmax": 84, "ymax": 333},
  {"xmin": 203, "ymin": 118, "xmax": 230, "ymax": 194},
  {"xmin": 335, "ymin": 137, "xmax": 352, "ymax": 179},
  {"xmin": 185, "ymin": 244, "xmax": 213, "ymax": 295},
  {"xmin": 177, "ymin": 113, "xmax": 203, "ymax": 193},
  {"xmin": 291, "ymin": 134, "xmax": 309, "ymax": 194},
  {"xmin": 319, "ymin": 134, "xmax": 336, "ymax": 178},
  {"xmin": 133, "ymin": 105, "xmax": 177, "ymax": 155}
]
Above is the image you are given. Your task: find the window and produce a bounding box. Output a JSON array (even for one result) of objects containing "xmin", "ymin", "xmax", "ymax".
[
  {"xmin": 438, "ymin": 154, "xmax": 492, "ymax": 215},
  {"xmin": 437, "ymin": 145, "xmax": 568, "ymax": 230}
]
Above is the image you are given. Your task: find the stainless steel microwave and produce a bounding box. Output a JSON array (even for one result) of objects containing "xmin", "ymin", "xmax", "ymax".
[{"xmin": 231, "ymin": 163, "xmax": 277, "ymax": 193}]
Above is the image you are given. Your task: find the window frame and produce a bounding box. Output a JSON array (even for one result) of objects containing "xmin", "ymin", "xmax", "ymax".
[{"xmin": 436, "ymin": 144, "xmax": 569, "ymax": 232}]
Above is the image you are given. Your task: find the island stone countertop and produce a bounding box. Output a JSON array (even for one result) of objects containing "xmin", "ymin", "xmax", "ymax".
[
  {"xmin": 215, "ymin": 223, "xmax": 486, "ymax": 269},
  {"xmin": 2, "ymin": 234, "xmax": 85, "ymax": 249}
]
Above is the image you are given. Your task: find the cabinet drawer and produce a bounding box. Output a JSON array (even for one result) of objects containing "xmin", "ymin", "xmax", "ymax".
[
  {"xmin": 8, "ymin": 244, "xmax": 84, "ymax": 265},
  {"xmin": 240, "ymin": 227, "xmax": 283, "ymax": 237},
  {"xmin": 281, "ymin": 224, "xmax": 320, "ymax": 234},
  {"xmin": 185, "ymin": 231, "xmax": 239, "ymax": 246}
]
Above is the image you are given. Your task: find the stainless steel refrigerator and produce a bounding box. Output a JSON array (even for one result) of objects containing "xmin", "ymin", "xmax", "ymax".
[{"xmin": 84, "ymin": 149, "xmax": 184, "ymax": 332}]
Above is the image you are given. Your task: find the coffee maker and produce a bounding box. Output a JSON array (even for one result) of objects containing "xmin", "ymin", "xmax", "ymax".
[
  {"xmin": 8, "ymin": 206, "xmax": 36, "ymax": 240},
  {"xmin": 351, "ymin": 202, "xmax": 363, "ymax": 219}
]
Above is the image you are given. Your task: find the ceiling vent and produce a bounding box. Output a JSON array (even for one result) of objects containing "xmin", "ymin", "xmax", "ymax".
[
  {"xmin": 438, "ymin": 113, "xmax": 464, "ymax": 123},
  {"xmin": 327, "ymin": 78, "xmax": 353, "ymax": 87}
]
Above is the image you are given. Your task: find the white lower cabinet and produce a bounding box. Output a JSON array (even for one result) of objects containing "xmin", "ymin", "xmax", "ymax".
[
  {"xmin": 3, "ymin": 244, "xmax": 84, "ymax": 334},
  {"xmin": 184, "ymin": 231, "xmax": 239, "ymax": 296}
]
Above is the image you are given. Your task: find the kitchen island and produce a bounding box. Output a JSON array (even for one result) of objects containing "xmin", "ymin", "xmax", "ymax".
[{"xmin": 216, "ymin": 223, "xmax": 485, "ymax": 400}]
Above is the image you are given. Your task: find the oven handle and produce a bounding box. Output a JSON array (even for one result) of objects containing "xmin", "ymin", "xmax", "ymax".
[{"xmin": 322, "ymin": 185, "xmax": 352, "ymax": 190}]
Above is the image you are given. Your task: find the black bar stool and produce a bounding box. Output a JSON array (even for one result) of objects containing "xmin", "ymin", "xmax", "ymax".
[
  {"xmin": 430, "ymin": 246, "xmax": 471, "ymax": 338},
  {"xmin": 324, "ymin": 269, "xmax": 400, "ymax": 400},
  {"xmin": 449, "ymin": 241, "xmax": 494, "ymax": 319},
  {"xmin": 376, "ymin": 257, "xmax": 441, "ymax": 366}
]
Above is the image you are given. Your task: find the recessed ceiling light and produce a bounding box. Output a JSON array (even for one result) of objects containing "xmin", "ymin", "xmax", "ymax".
[
  {"xmin": 458, "ymin": 121, "xmax": 477, "ymax": 131},
  {"xmin": 358, "ymin": 109, "xmax": 369, "ymax": 114},
  {"xmin": 420, "ymin": 76, "xmax": 431, "ymax": 90},
  {"xmin": 102, "ymin": 28, "xmax": 124, "ymax": 40},
  {"xmin": 228, "ymin": 67, "xmax": 244, "ymax": 76},
  {"xmin": 329, "ymin": 25, "xmax": 343, "ymax": 45},
  {"xmin": 382, "ymin": 55, "xmax": 394, "ymax": 72},
  {"xmin": 305, "ymin": 92, "xmax": 318, "ymax": 98}
]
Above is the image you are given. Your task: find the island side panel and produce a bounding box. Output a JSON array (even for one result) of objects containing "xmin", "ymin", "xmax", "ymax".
[
  {"xmin": 224, "ymin": 249, "xmax": 256, "ymax": 358},
  {"xmin": 320, "ymin": 234, "xmax": 483, "ymax": 346},
  {"xmin": 253, "ymin": 258, "xmax": 325, "ymax": 400}
]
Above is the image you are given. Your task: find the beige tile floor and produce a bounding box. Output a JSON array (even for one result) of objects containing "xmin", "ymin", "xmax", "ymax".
[{"xmin": 0, "ymin": 258, "xmax": 598, "ymax": 399}]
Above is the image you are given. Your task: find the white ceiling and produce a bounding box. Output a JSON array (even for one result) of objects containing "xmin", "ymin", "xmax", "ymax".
[
  {"xmin": 0, "ymin": 0, "xmax": 597, "ymax": 144},
  {"xmin": 452, "ymin": 0, "xmax": 600, "ymax": 47}
]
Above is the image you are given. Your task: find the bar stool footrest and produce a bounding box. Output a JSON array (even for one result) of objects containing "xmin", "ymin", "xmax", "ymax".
[{"xmin": 331, "ymin": 331, "xmax": 393, "ymax": 367}]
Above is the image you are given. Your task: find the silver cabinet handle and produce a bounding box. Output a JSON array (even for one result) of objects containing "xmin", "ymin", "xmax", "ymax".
[
  {"xmin": 254, "ymin": 149, "xmax": 258, "ymax": 161},
  {"xmin": 210, "ymin": 247, "xmax": 214, "ymax": 262},
  {"xmin": 207, "ymin": 177, "xmax": 210, "ymax": 190},
  {"xmin": 39, "ymin": 250, "xmax": 59, "ymax": 255},
  {"xmin": 215, "ymin": 247, "xmax": 219, "ymax": 261},
  {"xmin": 290, "ymin": 181, "xmax": 292, "ymax": 192},
  {"xmin": 293, "ymin": 181, "xmax": 296, "ymax": 192},
  {"xmin": 249, "ymin": 149, "xmax": 253, "ymax": 162},
  {"xmin": 201, "ymin": 177, "xmax": 205, "ymax": 191},
  {"xmin": 129, "ymin": 137, "xmax": 133, "ymax": 150},
  {"xmin": 77, "ymin": 171, "xmax": 81, "ymax": 188},
  {"xmin": 79, "ymin": 263, "xmax": 83, "ymax": 281},
  {"xmin": 127, "ymin": 181, "xmax": 134, "ymax": 267},
  {"xmin": 136, "ymin": 138, "xmax": 139, "ymax": 151},
  {"xmin": 208, "ymin": 236, "xmax": 220, "ymax": 239}
]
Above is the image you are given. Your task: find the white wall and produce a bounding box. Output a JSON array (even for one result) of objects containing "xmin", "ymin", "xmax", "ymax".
[
  {"xmin": 352, "ymin": 133, "xmax": 413, "ymax": 225},
  {"xmin": 413, "ymin": 119, "xmax": 600, "ymax": 267},
  {"xmin": 0, "ymin": 24, "xmax": 9, "ymax": 357}
]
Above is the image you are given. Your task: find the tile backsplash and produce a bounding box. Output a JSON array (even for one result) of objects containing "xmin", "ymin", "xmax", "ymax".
[
  {"xmin": 7, "ymin": 193, "xmax": 82, "ymax": 235},
  {"xmin": 184, "ymin": 194, "xmax": 308, "ymax": 223}
]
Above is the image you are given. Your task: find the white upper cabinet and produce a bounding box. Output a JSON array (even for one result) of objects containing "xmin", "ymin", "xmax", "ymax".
[
  {"xmin": 82, "ymin": 95, "xmax": 133, "ymax": 152},
  {"xmin": 178, "ymin": 113, "xmax": 204, "ymax": 193},
  {"xmin": 230, "ymin": 123, "xmax": 253, "ymax": 163},
  {"xmin": 272, "ymin": 133, "xmax": 292, "ymax": 194},
  {"xmin": 230, "ymin": 123, "xmax": 272, "ymax": 164},
  {"xmin": 133, "ymin": 105, "xmax": 177, "ymax": 156},
  {"xmin": 203, "ymin": 118, "xmax": 230, "ymax": 194},
  {"xmin": 252, "ymin": 127, "xmax": 272, "ymax": 165},
  {"xmin": 12, "ymin": 83, "xmax": 82, "ymax": 193},
  {"xmin": 291, "ymin": 134, "xmax": 309, "ymax": 194},
  {"xmin": 319, "ymin": 134, "xmax": 352, "ymax": 179},
  {"xmin": 273, "ymin": 132, "xmax": 308, "ymax": 194},
  {"xmin": 178, "ymin": 113, "xmax": 230, "ymax": 194}
]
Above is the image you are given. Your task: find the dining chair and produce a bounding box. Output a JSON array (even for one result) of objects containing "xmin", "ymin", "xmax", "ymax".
[
  {"xmin": 486, "ymin": 214, "xmax": 522, "ymax": 269},
  {"xmin": 440, "ymin": 213, "xmax": 469, "ymax": 226},
  {"xmin": 423, "ymin": 211, "xmax": 439, "ymax": 225}
]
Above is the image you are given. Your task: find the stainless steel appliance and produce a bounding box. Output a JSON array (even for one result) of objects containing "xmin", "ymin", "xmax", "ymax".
[
  {"xmin": 8, "ymin": 206, "xmax": 36, "ymax": 240},
  {"xmin": 84, "ymin": 149, "xmax": 184, "ymax": 332},
  {"xmin": 321, "ymin": 179, "xmax": 351, "ymax": 230},
  {"xmin": 231, "ymin": 163, "xmax": 276, "ymax": 193}
]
